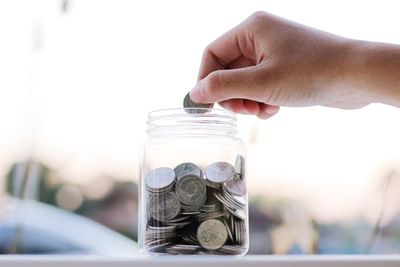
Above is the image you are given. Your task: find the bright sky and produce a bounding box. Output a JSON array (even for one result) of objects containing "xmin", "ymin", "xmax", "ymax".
[{"xmin": 0, "ymin": 0, "xmax": 400, "ymax": 223}]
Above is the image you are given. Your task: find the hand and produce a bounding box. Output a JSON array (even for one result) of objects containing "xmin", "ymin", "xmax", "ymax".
[{"xmin": 190, "ymin": 11, "xmax": 370, "ymax": 119}]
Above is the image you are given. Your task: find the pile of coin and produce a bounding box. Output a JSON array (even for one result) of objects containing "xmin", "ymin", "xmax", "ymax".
[{"xmin": 143, "ymin": 155, "xmax": 248, "ymax": 255}]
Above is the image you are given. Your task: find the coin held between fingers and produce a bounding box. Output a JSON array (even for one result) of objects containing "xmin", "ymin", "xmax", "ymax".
[{"xmin": 183, "ymin": 92, "xmax": 213, "ymax": 114}]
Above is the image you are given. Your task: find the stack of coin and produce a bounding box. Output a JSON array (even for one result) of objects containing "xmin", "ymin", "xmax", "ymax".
[
  {"xmin": 145, "ymin": 167, "xmax": 176, "ymax": 193},
  {"xmin": 143, "ymin": 156, "xmax": 248, "ymax": 255}
]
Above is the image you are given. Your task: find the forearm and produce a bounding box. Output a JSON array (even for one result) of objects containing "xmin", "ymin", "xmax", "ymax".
[{"xmin": 347, "ymin": 41, "xmax": 400, "ymax": 107}]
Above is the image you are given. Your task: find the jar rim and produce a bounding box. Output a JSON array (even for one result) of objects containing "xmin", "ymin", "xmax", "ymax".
[
  {"xmin": 147, "ymin": 108, "xmax": 238, "ymax": 137},
  {"xmin": 148, "ymin": 108, "xmax": 236, "ymax": 119}
]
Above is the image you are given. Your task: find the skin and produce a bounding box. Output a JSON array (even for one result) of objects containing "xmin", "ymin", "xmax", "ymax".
[{"xmin": 190, "ymin": 11, "xmax": 400, "ymax": 119}]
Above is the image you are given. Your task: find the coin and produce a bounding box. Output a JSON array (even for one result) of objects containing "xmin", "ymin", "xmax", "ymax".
[
  {"xmin": 224, "ymin": 176, "xmax": 247, "ymax": 196},
  {"xmin": 166, "ymin": 244, "xmax": 201, "ymax": 254},
  {"xmin": 174, "ymin": 162, "xmax": 203, "ymax": 180},
  {"xmin": 183, "ymin": 92, "xmax": 213, "ymax": 114},
  {"xmin": 148, "ymin": 191, "xmax": 181, "ymax": 221},
  {"xmin": 200, "ymin": 203, "xmax": 220, "ymax": 213},
  {"xmin": 205, "ymin": 179, "xmax": 221, "ymax": 189},
  {"xmin": 205, "ymin": 162, "xmax": 235, "ymax": 184},
  {"xmin": 226, "ymin": 206, "xmax": 247, "ymax": 220},
  {"xmin": 195, "ymin": 210, "xmax": 228, "ymax": 222},
  {"xmin": 233, "ymin": 219, "xmax": 246, "ymax": 245},
  {"xmin": 145, "ymin": 167, "xmax": 176, "ymax": 192},
  {"xmin": 197, "ymin": 219, "xmax": 228, "ymax": 250},
  {"xmin": 144, "ymin": 160, "xmax": 248, "ymax": 255},
  {"xmin": 223, "ymin": 220, "xmax": 233, "ymax": 242},
  {"xmin": 235, "ymin": 155, "xmax": 246, "ymax": 180},
  {"xmin": 176, "ymin": 175, "xmax": 207, "ymax": 206},
  {"xmin": 214, "ymin": 191, "xmax": 245, "ymax": 214},
  {"xmin": 218, "ymin": 245, "xmax": 247, "ymax": 255},
  {"xmin": 222, "ymin": 187, "xmax": 246, "ymax": 208}
]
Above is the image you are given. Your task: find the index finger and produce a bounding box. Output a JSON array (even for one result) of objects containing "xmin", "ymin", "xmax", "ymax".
[{"xmin": 197, "ymin": 20, "xmax": 256, "ymax": 80}]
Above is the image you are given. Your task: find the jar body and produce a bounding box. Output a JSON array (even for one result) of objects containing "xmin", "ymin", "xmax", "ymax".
[{"xmin": 138, "ymin": 109, "xmax": 249, "ymax": 256}]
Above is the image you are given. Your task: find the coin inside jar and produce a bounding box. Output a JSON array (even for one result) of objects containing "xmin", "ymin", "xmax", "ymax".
[
  {"xmin": 205, "ymin": 162, "xmax": 235, "ymax": 184},
  {"xmin": 235, "ymin": 154, "xmax": 246, "ymax": 180},
  {"xmin": 183, "ymin": 92, "xmax": 213, "ymax": 114},
  {"xmin": 223, "ymin": 175, "xmax": 247, "ymax": 196},
  {"xmin": 148, "ymin": 191, "xmax": 181, "ymax": 222},
  {"xmin": 197, "ymin": 219, "xmax": 228, "ymax": 250},
  {"xmin": 175, "ymin": 175, "xmax": 207, "ymax": 206},
  {"xmin": 174, "ymin": 162, "xmax": 203, "ymax": 180},
  {"xmin": 143, "ymin": 159, "xmax": 248, "ymax": 255},
  {"xmin": 145, "ymin": 167, "xmax": 176, "ymax": 192}
]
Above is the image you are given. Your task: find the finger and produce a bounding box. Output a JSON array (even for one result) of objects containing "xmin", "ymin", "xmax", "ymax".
[
  {"xmin": 191, "ymin": 65, "xmax": 263, "ymax": 104},
  {"xmin": 226, "ymin": 56, "xmax": 255, "ymax": 69},
  {"xmin": 220, "ymin": 99, "xmax": 261, "ymax": 115},
  {"xmin": 219, "ymin": 99, "xmax": 250, "ymax": 115},
  {"xmin": 242, "ymin": 99, "xmax": 261, "ymax": 114},
  {"xmin": 198, "ymin": 21, "xmax": 256, "ymax": 80},
  {"xmin": 257, "ymin": 103, "xmax": 280, "ymax": 120},
  {"xmin": 219, "ymin": 99, "xmax": 280, "ymax": 119}
]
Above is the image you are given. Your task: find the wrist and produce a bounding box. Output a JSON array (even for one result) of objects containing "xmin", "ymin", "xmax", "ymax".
[{"xmin": 343, "ymin": 40, "xmax": 400, "ymax": 106}]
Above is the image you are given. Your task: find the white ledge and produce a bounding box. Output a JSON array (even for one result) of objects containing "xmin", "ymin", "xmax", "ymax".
[{"xmin": 1, "ymin": 255, "xmax": 400, "ymax": 267}]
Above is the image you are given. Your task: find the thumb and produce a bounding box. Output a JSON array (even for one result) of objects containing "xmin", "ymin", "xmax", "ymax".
[{"xmin": 190, "ymin": 66, "xmax": 264, "ymax": 104}]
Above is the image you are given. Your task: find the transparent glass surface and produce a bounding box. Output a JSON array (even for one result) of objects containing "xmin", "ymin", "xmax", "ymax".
[{"xmin": 139, "ymin": 108, "xmax": 249, "ymax": 255}]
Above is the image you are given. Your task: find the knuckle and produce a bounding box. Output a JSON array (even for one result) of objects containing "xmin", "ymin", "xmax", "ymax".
[
  {"xmin": 246, "ymin": 11, "xmax": 270, "ymax": 38},
  {"xmin": 249, "ymin": 11, "xmax": 268, "ymax": 25},
  {"xmin": 202, "ymin": 45, "xmax": 212, "ymax": 58},
  {"xmin": 205, "ymin": 71, "xmax": 223, "ymax": 96},
  {"xmin": 251, "ymin": 11, "xmax": 267, "ymax": 19}
]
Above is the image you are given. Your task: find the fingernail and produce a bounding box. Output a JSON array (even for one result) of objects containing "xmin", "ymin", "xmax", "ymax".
[
  {"xmin": 190, "ymin": 80, "xmax": 205, "ymax": 103},
  {"xmin": 264, "ymin": 105, "xmax": 280, "ymax": 115}
]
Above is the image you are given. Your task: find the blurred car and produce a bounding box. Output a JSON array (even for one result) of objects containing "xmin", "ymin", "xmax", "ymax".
[{"xmin": 0, "ymin": 197, "xmax": 138, "ymax": 255}]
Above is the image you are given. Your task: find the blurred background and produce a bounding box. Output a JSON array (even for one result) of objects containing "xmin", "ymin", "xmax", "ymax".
[{"xmin": 1, "ymin": 0, "xmax": 400, "ymax": 255}]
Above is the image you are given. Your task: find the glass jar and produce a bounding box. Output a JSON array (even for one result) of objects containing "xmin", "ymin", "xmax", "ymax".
[{"xmin": 138, "ymin": 108, "xmax": 249, "ymax": 256}]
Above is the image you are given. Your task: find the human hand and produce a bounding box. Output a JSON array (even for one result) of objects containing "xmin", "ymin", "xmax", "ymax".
[{"xmin": 190, "ymin": 11, "xmax": 370, "ymax": 119}]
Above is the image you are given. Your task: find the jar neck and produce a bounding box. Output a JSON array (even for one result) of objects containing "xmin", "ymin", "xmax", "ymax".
[{"xmin": 147, "ymin": 108, "xmax": 238, "ymax": 138}]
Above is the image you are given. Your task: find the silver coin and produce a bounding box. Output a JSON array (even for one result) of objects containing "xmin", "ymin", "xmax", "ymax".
[
  {"xmin": 174, "ymin": 162, "xmax": 203, "ymax": 180},
  {"xmin": 166, "ymin": 244, "xmax": 201, "ymax": 254},
  {"xmin": 233, "ymin": 220, "xmax": 245, "ymax": 245},
  {"xmin": 235, "ymin": 155, "xmax": 246, "ymax": 180},
  {"xmin": 145, "ymin": 167, "xmax": 176, "ymax": 191},
  {"xmin": 226, "ymin": 206, "xmax": 247, "ymax": 220},
  {"xmin": 195, "ymin": 210, "xmax": 228, "ymax": 222},
  {"xmin": 166, "ymin": 216, "xmax": 190, "ymax": 223},
  {"xmin": 145, "ymin": 232, "xmax": 176, "ymax": 239},
  {"xmin": 219, "ymin": 245, "xmax": 246, "ymax": 255},
  {"xmin": 222, "ymin": 187, "xmax": 246, "ymax": 208},
  {"xmin": 205, "ymin": 179, "xmax": 221, "ymax": 190},
  {"xmin": 145, "ymin": 238, "xmax": 169, "ymax": 247},
  {"xmin": 181, "ymin": 210, "xmax": 202, "ymax": 215},
  {"xmin": 205, "ymin": 162, "xmax": 235, "ymax": 184},
  {"xmin": 147, "ymin": 242, "xmax": 172, "ymax": 253},
  {"xmin": 165, "ymin": 220, "xmax": 193, "ymax": 228},
  {"xmin": 148, "ymin": 191, "xmax": 181, "ymax": 221},
  {"xmin": 214, "ymin": 192, "xmax": 235, "ymax": 210},
  {"xmin": 181, "ymin": 234, "xmax": 200, "ymax": 245},
  {"xmin": 197, "ymin": 219, "xmax": 228, "ymax": 250},
  {"xmin": 223, "ymin": 220, "xmax": 233, "ymax": 242},
  {"xmin": 183, "ymin": 92, "xmax": 213, "ymax": 114},
  {"xmin": 181, "ymin": 199, "xmax": 205, "ymax": 212},
  {"xmin": 176, "ymin": 175, "xmax": 207, "ymax": 206},
  {"xmin": 200, "ymin": 203, "xmax": 220, "ymax": 213},
  {"xmin": 214, "ymin": 191, "xmax": 245, "ymax": 213},
  {"xmin": 224, "ymin": 176, "xmax": 247, "ymax": 196}
]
